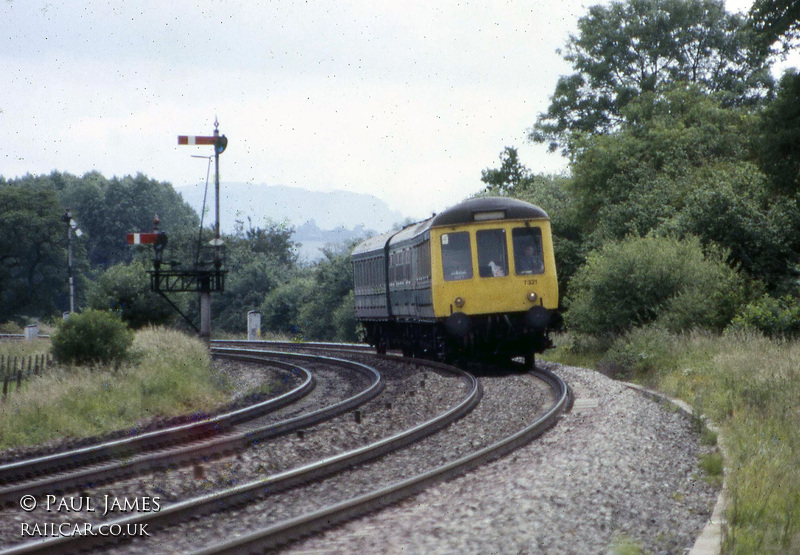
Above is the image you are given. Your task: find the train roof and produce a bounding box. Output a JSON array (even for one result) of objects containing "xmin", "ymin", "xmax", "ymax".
[
  {"xmin": 352, "ymin": 196, "xmax": 549, "ymax": 257},
  {"xmin": 430, "ymin": 196, "xmax": 549, "ymax": 227}
]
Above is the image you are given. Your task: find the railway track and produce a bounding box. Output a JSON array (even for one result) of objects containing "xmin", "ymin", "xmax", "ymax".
[
  {"xmin": 0, "ymin": 344, "xmax": 569, "ymax": 554},
  {"xmin": 0, "ymin": 350, "xmax": 382, "ymax": 506}
]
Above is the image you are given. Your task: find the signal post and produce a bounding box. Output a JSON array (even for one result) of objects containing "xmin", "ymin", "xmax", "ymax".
[{"xmin": 126, "ymin": 120, "xmax": 228, "ymax": 341}]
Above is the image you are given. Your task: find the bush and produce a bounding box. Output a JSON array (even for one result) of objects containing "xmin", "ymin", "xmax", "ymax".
[
  {"xmin": 601, "ymin": 325, "xmax": 677, "ymax": 381},
  {"xmin": 86, "ymin": 261, "xmax": 175, "ymax": 329},
  {"xmin": 728, "ymin": 294, "xmax": 800, "ymax": 338},
  {"xmin": 565, "ymin": 235, "xmax": 745, "ymax": 335},
  {"xmin": 51, "ymin": 310, "xmax": 134, "ymax": 366}
]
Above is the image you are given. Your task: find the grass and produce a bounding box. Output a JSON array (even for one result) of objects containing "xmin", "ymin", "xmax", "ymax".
[
  {"xmin": 0, "ymin": 338, "xmax": 51, "ymax": 362},
  {"xmin": 545, "ymin": 329, "xmax": 800, "ymax": 553},
  {"xmin": 0, "ymin": 327, "xmax": 232, "ymax": 450}
]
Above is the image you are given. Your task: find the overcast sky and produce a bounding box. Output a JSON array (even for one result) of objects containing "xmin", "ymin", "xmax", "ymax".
[{"xmin": 1, "ymin": 0, "xmax": 790, "ymax": 222}]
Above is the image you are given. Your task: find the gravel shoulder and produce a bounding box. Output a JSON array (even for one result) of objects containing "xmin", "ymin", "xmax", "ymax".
[{"xmin": 288, "ymin": 361, "xmax": 720, "ymax": 554}]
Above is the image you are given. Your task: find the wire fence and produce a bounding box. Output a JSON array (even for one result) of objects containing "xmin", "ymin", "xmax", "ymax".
[{"xmin": 1, "ymin": 354, "xmax": 52, "ymax": 400}]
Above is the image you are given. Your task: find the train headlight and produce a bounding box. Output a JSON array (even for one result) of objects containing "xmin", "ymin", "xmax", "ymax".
[
  {"xmin": 454, "ymin": 296, "xmax": 465, "ymax": 308},
  {"xmin": 527, "ymin": 291, "xmax": 538, "ymax": 303}
]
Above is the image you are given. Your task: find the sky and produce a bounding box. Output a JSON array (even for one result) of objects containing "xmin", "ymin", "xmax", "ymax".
[{"xmin": 1, "ymin": 0, "xmax": 794, "ymax": 222}]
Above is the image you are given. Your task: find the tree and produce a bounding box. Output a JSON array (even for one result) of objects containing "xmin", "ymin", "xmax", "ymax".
[
  {"xmin": 569, "ymin": 86, "xmax": 754, "ymax": 231},
  {"xmin": 86, "ymin": 261, "xmax": 176, "ymax": 328},
  {"xmin": 531, "ymin": 0, "xmax": 773, "ymax": 153},
  {"xmin": 0, "ymin": 186, "xmax": 68, "ymax": 320},
  {"xmin": 209, "ymin": 219, "xmax": 299, "ymax": 333},
  {"xmin": 756, "ymin": 70, "xmax": 800, "ymax": 194},
  {"xmin": 480, "ymin": 147, "xmax": 531, "ymax": 195},
  {"xmin": 750, "ymin": 0, "xmax": 800, "ymax": 51}
]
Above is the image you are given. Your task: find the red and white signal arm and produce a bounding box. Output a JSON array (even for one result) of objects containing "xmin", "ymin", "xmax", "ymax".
[
  {"xmin": 177, "ymin": 135, "xmax": 216, "ymax": 145},
  {"xmin": 126, "ymin": 233, "xmax": 160, "ymax": 245}
]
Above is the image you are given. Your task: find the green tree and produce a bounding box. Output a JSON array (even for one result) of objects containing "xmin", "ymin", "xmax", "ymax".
[
  {"xmin": 531, "ymin": 0, "xmax": 773, "ymax": 152},
  {"xmin": 209, "ymin": 219, "xmax": 299, "ymax": 333},
  {"xmin": 750, "ymin": 0, "xmax": 800, "ymax": 51},
  {"xmin": 298, "ymin": 245, "xmax": 356, "ymax": 341},
  {"xmin": 0, "ymin": 186, "xmax": 68, "ymax": 320},
  {"xmin": 756, "ymin": 70, "xmax": 800, "ymax": 194},
  {"xmin": 569, "ymin": 87, "xmax": 754, "ymax": 233},
  {"xmin": 480, "ymin": 147, "xmax": 531, "ymax": 195},
  {"xmin": 86, "ymin": 261, "xmax": 176, "ymax": 328},
  {"xmin": 85, "ymin": 173, "xmax": 199, "ymax": 268},
  {"xmin": 662, "ymin": 162, "xmax": 800, "ymax": 292},
  {"xmin": 260, "ymin": 278, "xmax": 313, "ymax": 337}
]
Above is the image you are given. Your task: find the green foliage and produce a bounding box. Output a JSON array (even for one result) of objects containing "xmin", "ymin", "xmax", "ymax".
[
  {"xmin": 260, "ymin": 245, "xmax": 356, "ymax": 341},
  {"xmin": 0, "ymin": 327, "xmax": 229, "ymax": 449},
  {"xmin": 749, "ymin": 0, "xmax": 800, "ymax": 51},
  {"xmin": 331, "ymin": 291, "xmax": 358, "ymax": 342},
  {"xmin": 531, "ymin": 0, "xmax": 773, "ymax": 152},
  {"xmin": 756, "ymin": 71, "xmax": 800, "ymax": 194},
  {"xmin": 51, "ymin": 309, "xmax": 134, "ymax": 366},
  {"xmin": 210, "ymin": 219, "xmax": 299, "ymax": 333},
  {"xmin": 565, "ymin": 236, "xmax": 745, "ymax": 335},
  {"xmin": 480, "ymin": 146, "xmax": 531, "ymax": 195},
  {"xmin": 601, "ymin": 325, "xmax": 677, "ymax": 380},
  {"xmin": 664, "ymin": 162, "xmax": 800, "ymax": 291},
  {"xmin": 34, "ymin": 171, "xmax": 200, "ymax": 269},
  {"xmin": 728, "ymin": 294, "xmax": 800, "ymax": 337},
  {"xmin": 86, "ymin": 261, "xmax": 175, "ymax": 329},
  {"xmin": 0, "ymin": 185, "xmax": 69, "ymax": 320},
  {"xmin": 298, "ymin": 245, "xmax": 356, "ymax": 341},
  {"xmin": 570, "ymin": 88, "xmax": 754, "ymax": 230},
  {"xmin": 260, "ymin": 278, "xmax": 313, "ymax": 337}
]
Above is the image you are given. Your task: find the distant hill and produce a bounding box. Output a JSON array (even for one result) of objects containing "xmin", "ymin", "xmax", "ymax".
[{"xmin": 175, "ymin": 182, "xmax": 406, "ymax": 261}]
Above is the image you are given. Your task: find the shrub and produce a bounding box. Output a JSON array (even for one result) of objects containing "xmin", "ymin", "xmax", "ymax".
[
  {"xmin": 728, "ymin": 294, "xmax": 800, "ymax": 338},
  {"xmin": 51, "ymin": 310, "xmax": 134, "ymax": 366},
  {"xmin": 86, "ymin": 261, "xmax": 175, "ymax": 329},
  {"xmin": 565, "ymin": 235, "xmax": 745, "ymax": 335},
  {"xmin": 601, "ymin": 325, "xmax": 676, "ymax": 381}
]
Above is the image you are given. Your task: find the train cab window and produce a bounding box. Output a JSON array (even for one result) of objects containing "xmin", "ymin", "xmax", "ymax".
[
  {"xmin": 441, "ymin": 232, "xmax": 473, "ymax": 281},
  {"xmin": 477, "ymin": 229, "xmax": 508, "ymax": 278},
  {"xmin": 512, "ymin": 227, "xmax": 545, "ymax": 275}
]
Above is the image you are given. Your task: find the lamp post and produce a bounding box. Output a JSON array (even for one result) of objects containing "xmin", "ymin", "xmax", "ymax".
[{"xmin": 62, "ymin": 209, "xmax": 83, "ymax": 315}]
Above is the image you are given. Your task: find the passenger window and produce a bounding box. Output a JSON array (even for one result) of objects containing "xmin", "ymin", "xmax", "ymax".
[
  {"xmin": 477, "ymin": 229, "xmax": 508, "ymax": 278},
  {"xmin": 441, "ymin": 232, "xmax": 473, "ymax": 281},
  {"xmin": 512, "ymin": 227, "xmax": 544, "ymax": 275}
]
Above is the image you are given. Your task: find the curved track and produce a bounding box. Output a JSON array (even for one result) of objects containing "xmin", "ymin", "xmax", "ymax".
[
  {"xmin": 0, "ymin": 350, "xmax": 381, "ymax": 507},
  {"xmin": 0, "ymin": 344, "xmax": 569, "ymax": 554}
]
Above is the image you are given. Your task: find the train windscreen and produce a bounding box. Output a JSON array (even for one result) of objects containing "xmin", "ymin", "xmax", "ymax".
[
  {"xmin": 441, "ymin": 232, "xmax": 473, "ymax": 281},
  {"xmin": 512, "ymin": 227, "xmax": 544, "ymax": 275},
  {"xmin": 477, "ymin": 229, "xmax": 508, "ymax": 278}
]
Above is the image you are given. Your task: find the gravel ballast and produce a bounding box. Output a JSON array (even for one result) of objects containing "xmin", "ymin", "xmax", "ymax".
[{"xmin": 288, "ymin": 361, "xmax": 720, "ymax": 554}]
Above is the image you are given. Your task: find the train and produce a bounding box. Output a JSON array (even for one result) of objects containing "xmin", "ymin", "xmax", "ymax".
[{"xmin": 351, "ymin": 196, "xmax": 561, "ymax": 365}]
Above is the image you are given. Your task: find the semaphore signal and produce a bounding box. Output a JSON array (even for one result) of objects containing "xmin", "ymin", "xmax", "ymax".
[{"xmin": 126, "ymin": 119, "xmax": 227, "ymax": 341}]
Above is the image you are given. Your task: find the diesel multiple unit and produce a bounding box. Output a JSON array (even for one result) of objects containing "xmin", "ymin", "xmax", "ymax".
[{"xmin": 352, "ymin": 197, "xmax": 560, "ymax": 364}]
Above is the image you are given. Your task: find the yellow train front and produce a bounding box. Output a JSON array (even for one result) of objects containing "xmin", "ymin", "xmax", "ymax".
[{"xmin": 352, "ymin": 197, "xmax": 560, "ymax": 364}]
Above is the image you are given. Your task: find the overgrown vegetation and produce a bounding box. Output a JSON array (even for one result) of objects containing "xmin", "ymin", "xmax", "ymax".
[
  {"xmin": 0, "ymin": 328, "xmax": 230, "ymax": 449},
  {"xmin": 50, "ymin": 310, "xmax": 134, "ymax": 366},
  {"xmin": 547, "ymin": 330, "xmax": 800, "ymax": 552}
]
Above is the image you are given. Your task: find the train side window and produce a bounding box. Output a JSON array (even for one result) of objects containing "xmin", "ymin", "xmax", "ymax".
[
  {"xmin": 441, "ymin": 232, "xmax": 473, "ymax": 281},
  {"xmin": 477, "ymin": 229, "xmax": 508, "ymax": 278},
  {"xmin": 512, "ymin": 227, "xmax": 544, "ymax": 275}
]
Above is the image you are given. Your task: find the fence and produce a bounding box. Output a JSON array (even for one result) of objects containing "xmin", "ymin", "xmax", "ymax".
[{"xmin": 1, "ymin": 354, "xmax": 52, "ymax": 400}]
